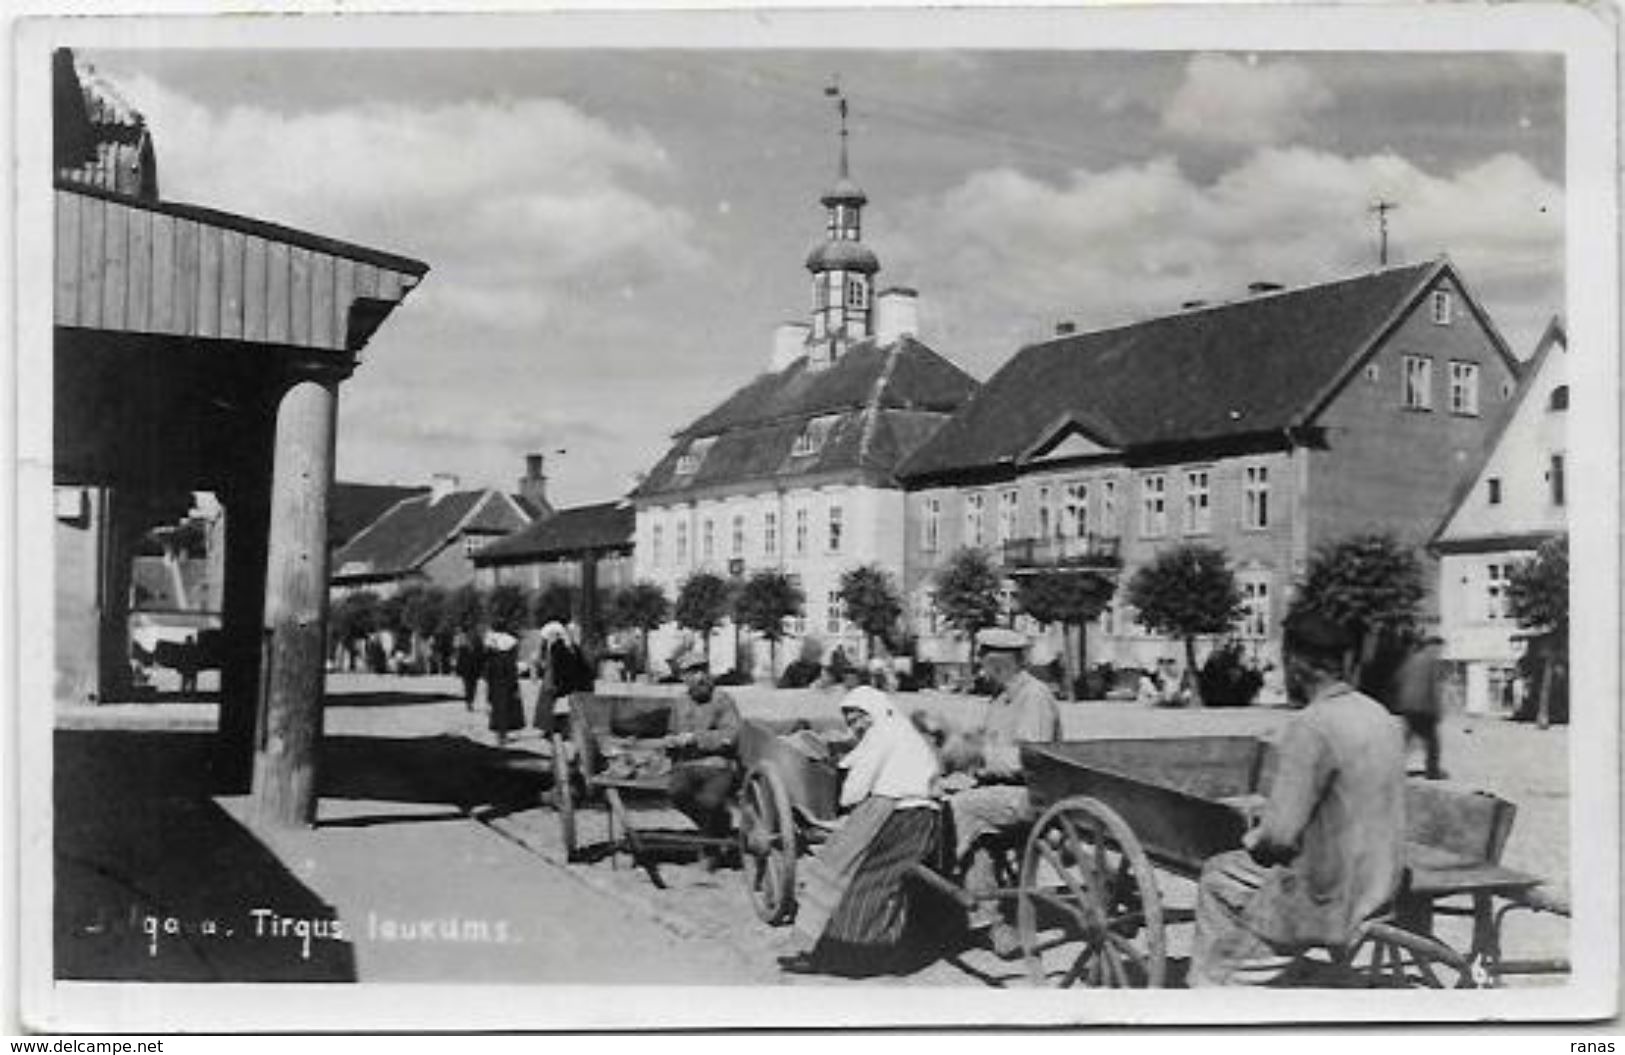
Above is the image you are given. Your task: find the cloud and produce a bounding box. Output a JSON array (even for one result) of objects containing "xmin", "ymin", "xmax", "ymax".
[
  {"xmin": 1161, "ymin": 54, "xmax": 1334, "ymax": 148},
  {"xmin": 886, "ymin": 146, "xmax": 1564, "ymax": 366}
]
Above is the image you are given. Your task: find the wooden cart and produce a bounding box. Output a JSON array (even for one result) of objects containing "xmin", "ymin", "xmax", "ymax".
[
  {"xmin": 1009, "ymin": 735, "xmax": 1570, "ymax": 988},
  {"xmin": 551, "ymin": 693, "xmax": 843, "ymax": 899}
]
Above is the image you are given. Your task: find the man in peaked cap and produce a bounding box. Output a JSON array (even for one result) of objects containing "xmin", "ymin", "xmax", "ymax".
[
  {"xmin": 942, "ymin": 626, "xmax": 1062, "ymax": 957},
  {"xmin": 663, "ymin": 649, "xmax": 742, "ymax": 869},
  {"xmin": 1189, "ymin": 609, "xmax": 1406, "ymax": 986}
]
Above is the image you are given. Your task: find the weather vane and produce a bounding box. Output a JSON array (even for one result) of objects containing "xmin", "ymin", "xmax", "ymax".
[{"xmin": 825, "ymin": 76, "xmax": 850, "ymax": 177}]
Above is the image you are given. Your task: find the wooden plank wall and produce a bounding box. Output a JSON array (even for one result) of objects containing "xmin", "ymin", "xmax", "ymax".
[{"xmin": 54, "ymin": 189, "xmax": 411, "ymax": 352}]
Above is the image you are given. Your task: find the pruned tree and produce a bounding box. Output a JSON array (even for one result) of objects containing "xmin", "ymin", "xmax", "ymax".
[
  {"xmin": 1290, "ymin": 532, "xmax": 1426, "ymax": 672},
  {"xmin": 675, "ymin": 572, "xmax": 732, "ymax": 662},
  {"xmin": 328, "ymin": 590, "xmax": 380, "ymax": 668},
  {"xmin": 1508, "ymin": 533, "xmax": 1568, "ymax": 638},
  {"xmin": 608, "ymin": 581, "xmax": 671, "ymax": 676},
  {"xmin": 838, "ymin": 564, "xmax": 904, "ymax": 660},
  {"xmin": 484, "ymin": 583, "xmax": 531, "ymax": 633},
  {"xmin": 1018, "ymin": 570, "xmax": 1116, "ymax": 700},
  {"xmin": 1126, "ymin": 543, "xmax": 1244, "ymax": 704},
  {"xmin": 441, "ymin": 583, "xmax": 485, "ymax": 635},
  {"xmin": 934, "ymin": 546, "xmax": 1003, "ymax": 640},
  {"xmin": 733, "ymin": 569, "xmax": 806, "ymax": 677},
  {"xmin": 399, "ymin": 584, "xmax": 446, "ymax": 669},
  {"xmin": 531, "ymin": 583, "xmax": 576, "ymax": 627}
]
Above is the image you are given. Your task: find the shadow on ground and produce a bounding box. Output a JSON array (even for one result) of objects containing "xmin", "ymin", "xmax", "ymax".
[{"xmin": 55, "ymin": 730, "xmax": 356, "ymax": 982}]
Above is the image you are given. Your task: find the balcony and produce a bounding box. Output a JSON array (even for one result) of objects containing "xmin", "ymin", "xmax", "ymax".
[{"xmin": 1001, "ymin": 534, "xmax": 1122, "ymax": 572}]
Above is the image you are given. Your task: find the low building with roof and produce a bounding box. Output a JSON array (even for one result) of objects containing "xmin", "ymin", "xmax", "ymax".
[
  {"xmin": 1430, "ymin": 317, "xmax": 1566, "ymax": 715},
  {"xmin": 329, "ymin": 474, "xmax": 533, "ymax": 597},
  {"xmin": 897, "ymin": 259, "xmax": 1523, "ymax": 675},
  {"xmin": 472, "ymin": 499, "xmax": 636, "ymax": 638},
  {"xmin": 629, "ymin": 111, "xmax": 978, "ymax": 676}
]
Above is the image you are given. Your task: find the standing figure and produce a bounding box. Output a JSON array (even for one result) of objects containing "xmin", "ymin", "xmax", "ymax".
[
  {"xmin": 1189, "ymin": 611, "xmax": 1406, "ymax": 987},
  {"xmin": 663, "ymin": 652, "xmax": 741, "ymax": 867},
  {"xmin": 1360, "ymin": 628, "xmax": 1447, "ymax": 780},
  {"xmin": 483, "ymin": 623, "xmax": 524, "ymax": 745},
  {"xmin": 941, "ymin": 627, "xmax": 1062, "ymax": 958},
  {"xmin": 534, "ymin": 621, "xmax": 595, "ymax": 735},
  {"xmin": 452, "ymin": 629, "xmax": 484, "ymax": 712},
  {"xmin": 778, "ymin": 686, "xmax": 941, "ymax": 976}
]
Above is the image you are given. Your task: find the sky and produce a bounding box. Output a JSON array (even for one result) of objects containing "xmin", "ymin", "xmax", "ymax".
[{"xmin": 79, "ymin": 46, "xmax": 1565, "ymax": 509}]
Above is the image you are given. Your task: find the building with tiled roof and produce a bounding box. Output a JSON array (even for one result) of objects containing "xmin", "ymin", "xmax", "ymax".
[
  {"xmin": 330, "ymin": 482, "xmax": 431, "ymax": 554},
  {"xmin": 329, "ymin": 475, "xmax": 533, "ymax": 596},
  {"xmin": 898, "ymin": 258, "xmax": 1522, "ymax": 677},
  {"xmin": 1430, "ymin": 316, "xmax": 1566, "ymax": 715},
  {"xmin": 630, "ymin": 116, "xmax": 978, "ymax": 675}
]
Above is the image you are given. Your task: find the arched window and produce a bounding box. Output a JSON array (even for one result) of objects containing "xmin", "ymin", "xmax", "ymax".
[{"xmin": 1549, "ymin": 385, "xmax": 1568, "ymax": 411}]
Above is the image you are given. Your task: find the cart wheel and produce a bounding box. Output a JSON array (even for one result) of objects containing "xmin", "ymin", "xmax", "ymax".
[
  {"xmin": 738, "ymin": 765, "xmax": 798, "ymax": 925},
  {"xmin": 1018, "ymin": 795, "xmax": 1166, "ymax": 988},
  {"xmin": 551, "ymin": 733, "xmax": 577, "ymax": 861}
]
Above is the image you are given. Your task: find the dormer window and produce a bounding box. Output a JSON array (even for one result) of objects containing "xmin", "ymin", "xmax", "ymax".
[
  {"xmin": 675, "ymin": 437, "xmax": 715, "ymax": 476},
  {"xmin": 1431, "ymin": 290, "xmax": 1453, "ymax": 325},
  {"xmin": 791, "ymin": 415, "xmax": 838, "ymax": 458}
]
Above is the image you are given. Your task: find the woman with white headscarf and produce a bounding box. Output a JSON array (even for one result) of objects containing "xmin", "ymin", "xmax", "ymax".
[{"xmin": 779, "ymin": 686, "xmax": 940, "ymax": 976}]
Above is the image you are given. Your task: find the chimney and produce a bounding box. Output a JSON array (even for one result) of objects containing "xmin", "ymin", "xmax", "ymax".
[
  {"xmin": 429, "ymin": 473, "xmax": 460, "ymax": 504},
  {"xmin": 875, "ymin": 287, "xmax": 920, "ymax": 345},
  {"xmin": 1247, "ymin": 281, "xmax": 1284, "ymax": 296},
  {"xmin": 1054, "ymin": 321, "xmax": 1077, "ymax": 336},
  {"xmin": 519, "ymin": 454, "xmax": 549, "ymax": 512},
  {"xmin": 770, "ymin": 322, "xmax": 810, "ymax": 372}
]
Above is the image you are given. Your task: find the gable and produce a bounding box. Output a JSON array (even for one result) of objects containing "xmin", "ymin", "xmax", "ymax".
[{"xmin": 1021, "ymin": 417, "xmax": 1121, "ymax": 465}]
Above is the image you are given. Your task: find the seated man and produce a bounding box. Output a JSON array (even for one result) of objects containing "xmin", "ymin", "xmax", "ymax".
[
  {"xmin": 663, "ymin": 651, "xmax": 742, "ymax": 867},
  {"xmin": 1190, "ymin": 611, "xmax": 1406, "ymax": 987},
  {"xmin": 942, "ymin": 627, "xmax": 1062, "ymax": 957}
]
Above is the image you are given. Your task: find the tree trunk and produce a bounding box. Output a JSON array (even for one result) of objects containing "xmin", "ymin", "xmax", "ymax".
[
  {"xmin": 1184, "ymin": 635, "xmax": 1202, "ymax": 707},
  {"xmin": 640, "ymin": 628, "xmax": 650, "ymax": 678},
  {"xmin": 1059, "ymin": 622, "xmax": 1077, "ymax": 701},
  {"xmin": 1536, "ymin": 655, "xmax": 1554, "ymax": 730}
]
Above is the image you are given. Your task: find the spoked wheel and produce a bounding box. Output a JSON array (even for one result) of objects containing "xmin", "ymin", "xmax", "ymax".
[
  {"xmin": 738, "ymin": 765, "xmax": 798, "ymax": 925},
  {"xmin": 1018, "ymin": 795, "xmax": 1166, "ymax": 988},
  {"xmin": 551, "ymin": 733, "xmax": 578, "ymax": 861}
]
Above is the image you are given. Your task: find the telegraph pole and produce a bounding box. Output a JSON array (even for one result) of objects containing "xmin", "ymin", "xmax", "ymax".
[{"xmin": 1369, "ymin": 199, "xmax": 1399, "ymax": 266}]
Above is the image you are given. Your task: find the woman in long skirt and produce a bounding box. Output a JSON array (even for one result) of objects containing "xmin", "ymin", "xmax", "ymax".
[
  {"xmin": 483, "ymin": 625, "xmax": 523, "ymax": 745},
  {"xmin": 778, "ymin": 686, "xmax": 940, "ymax": 976}
]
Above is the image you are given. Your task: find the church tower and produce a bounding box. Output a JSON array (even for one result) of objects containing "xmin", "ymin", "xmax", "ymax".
[{"xmin": 804, "ymin": 85, "xmax": 879, "ymax": 363}]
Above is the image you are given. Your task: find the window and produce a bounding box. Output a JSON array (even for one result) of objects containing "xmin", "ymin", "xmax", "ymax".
[
  {"xmin": 1063, "ymin": 482, "xmax": 1089, "ymax": 538},
  {"xmin": 675, "ymin": 520, "xmax": 689, "ymax": 563},
  {"xmin": 918, "ymin": 591, "xmax": 941, "ymax": 637},
  {"xmin": 1487, "ymin": 478, "xmax": 1502, "ymax": 506},
  {"xmin": 1364, "ymin": 364, "xmax": 1381, "ymax": 383},
  {"xmin": 826, "ymin": 590, "xmax": 846, "ymax": 635},
  {"xmin": 1036, "ymin": 487, "xmax": 1053, "ymax": 539},
  {"xmin": 794, "ymin": 508, "xmax": 809, "ymax": 556},
  {"xmin": 965, "ymin": 493, "xmax": 986, "ymax": 548},
  {"xmin": 1484, "ymin": 563, "xmax": 1510, "ymax": 622},
  {"xmin": 1550, "ymin": 454, "xmax": 1566, "ymax": 507},
  {"xmin": 827, "ymin": 504, "xmax": 844, "ymax": 552},
  {"xmin": 792, "ymin": 416, "xmax": 836, "ymax": 458},
  {"xmin": 1431, "ymin": 290, "xmax": 1453, "ymax": 325},
  {"xmin": 763, "ymin": 512, "xmax": 778, "ymax": 557},
  {"xmin": 922, "ymin": 497, "xmax": 941, "ymax": 552},
  {"xmin": 1500, "ymin": 381, "xmax": 1514, "ymax": 400},
  {"xmin": 462, "ymin": 534, "xmax": 490, "ymax": 557},
  {"xmin": 702, "ymin": 518, "xmax": 715, "ymax": 561},
  {"xmin": 1403, "ymin": 355, "xmax": 1433, "ymax": 410},
  {"xmin": 1139, "ymin": 473, "xmax": 1167, "ymax": 538},
  {"xmin": 1239, "ymin": 575, "xmax": 1272, "ymax": 638},
  {"xmin": 652, "ymin": 523, "xmax": 664, "ymax": 566},
  {"xmin": 1244, "ymin": 465, "xmax": 1270, "ymax": 530},
  {"xmin": 997, "ymin": 490, "xmax": 1020, "ymax": 544},
  {"xmin": 1100, "ymin": 480, "xmax": 1119, "ymax": 536},
  {"xmin": 1549, "ymin": 385, "xmax": 1569, "ymax": 411},
  {"xmin": 1448, "ymin": 361, "xmax": 1480, "ymax": 416},
  {"xmin": 1184, "ymin": 469, "xmax": 1211, "ymax": 534},
  {"xmin": 732, "ymin": 514, "xmax": 746, "ymax": 557},
  {"xmin": 814, "ymin": 280, "xmax": 829, "ymax": 311},
  {"xmin": 845, "ymin": 279, "xmax": 867, "ymax": 309},
  {"xmin": 675, "ymin": 437, "xmax": 714, "ymax": 476}
]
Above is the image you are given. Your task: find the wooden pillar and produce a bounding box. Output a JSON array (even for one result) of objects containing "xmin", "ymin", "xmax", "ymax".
[
  {"xmin": 215, "ymin": 476, "xmax": 270, "ymax": 793},
  {"xmin": 94, "ymin": 487, "xmax": 141, "ymax": 702},
  {"xmin": 251, "ymin": 374, "xmax": 339, "ymax": 827}
]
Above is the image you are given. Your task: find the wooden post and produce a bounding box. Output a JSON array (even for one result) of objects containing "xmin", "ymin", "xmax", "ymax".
[
  {"xmin": 215, "ymin": 476, "xmax": 270, "ymax": 793},
  {"xmin": 251, "ymin": 375, "xmax": 338, "ymax": 827}
]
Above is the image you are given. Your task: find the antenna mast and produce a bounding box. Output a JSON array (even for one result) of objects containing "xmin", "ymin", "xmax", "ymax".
[{"xmin": 1369, "ymin": 199, "xmax": 1400, "ymax": 267}]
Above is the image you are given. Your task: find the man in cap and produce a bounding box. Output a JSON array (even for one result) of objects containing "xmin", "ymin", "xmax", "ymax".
[
  {"xmin": 664, "ymin": 650, "xmax": 742, "ymax": 867},
  {"xmin": 944, "ymin": 626, "xmax": 1062, "ymax": 956},
  {"xmin": 1189, "ymin": 610, "xmax": 1406, "ymax": 986}
]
